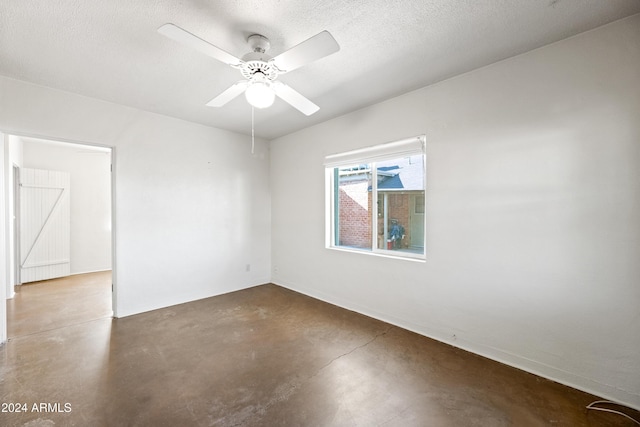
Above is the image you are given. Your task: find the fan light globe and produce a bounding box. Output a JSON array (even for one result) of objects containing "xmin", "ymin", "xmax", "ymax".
[{"xmin": 245, "ymin": 81, "xmax": 275, "ymax": 109}]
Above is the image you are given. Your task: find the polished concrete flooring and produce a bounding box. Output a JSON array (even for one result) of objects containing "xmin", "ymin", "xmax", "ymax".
[{"xmin": 1, "ymin": 273, "xmax": 638, "ymax": 426}]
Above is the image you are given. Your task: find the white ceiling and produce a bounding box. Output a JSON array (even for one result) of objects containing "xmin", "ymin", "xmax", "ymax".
[{"xmin": 1, "ymin": 1, "xmax": 639, "ymax": 140}]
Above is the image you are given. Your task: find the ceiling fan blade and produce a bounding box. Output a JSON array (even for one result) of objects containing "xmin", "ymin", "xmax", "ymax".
[
  {"xmin": 158, "ymin": 23, "xmax": 242, "ymax": 66},
  {"xmin": 206, "ymin": 81, "xmax": 250, "ymax": 107},
  {"xmin": 272, "ymin": 31, "xmax": 339, "ymax": 73},
  {"xmin": 272, "ymin": 82, "xmax": 320, "ymax": 116}
]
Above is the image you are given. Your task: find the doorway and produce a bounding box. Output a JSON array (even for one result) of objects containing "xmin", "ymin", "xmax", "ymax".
[{"xmin": 4, "ymin": 134, "xmax": 116, "ymax": 337}]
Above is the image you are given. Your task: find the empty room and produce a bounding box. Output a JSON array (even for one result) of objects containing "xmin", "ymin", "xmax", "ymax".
[{"xmin": 1, "ymin": 1, "xmax": 639, "ymax": 426}]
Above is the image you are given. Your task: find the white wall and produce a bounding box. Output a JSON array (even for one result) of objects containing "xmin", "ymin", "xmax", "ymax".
[
  {"xmin": 270, "ymin": 15, "xmax": 640, "ymax": 408},
  {"xmin": 0, "ymin": 132, "xmax": 6, "ymax": 343},
  {"xmin": 0, "ymin": 76, "xmax": 271, "ymax": 319},
  {"xmin": 22, "ymin": 139, "xmax": 112, "ymax": 275}
]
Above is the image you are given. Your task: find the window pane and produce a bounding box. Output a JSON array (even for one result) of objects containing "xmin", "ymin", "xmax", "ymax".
[
  {"xmin": 375, "ymin": 155, "xmax": 425, "ymax": 253},
  {"xmin": 335, "ymin": 164, "xmax": 372, "ymax": 250}
]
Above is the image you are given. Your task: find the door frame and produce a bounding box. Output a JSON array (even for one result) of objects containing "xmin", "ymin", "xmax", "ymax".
[
  {"xmin": 12, "ymin": 164, "xmax": 20, "ymax": 286},
  {"xmin": 2, "ymin": 131, "xmax": 118, "ymax": 320}
]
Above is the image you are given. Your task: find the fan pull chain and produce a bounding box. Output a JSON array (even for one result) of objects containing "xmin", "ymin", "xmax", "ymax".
[{"xmin": 251, "ymin": 106, "xmax": 255, "ymax": 154}]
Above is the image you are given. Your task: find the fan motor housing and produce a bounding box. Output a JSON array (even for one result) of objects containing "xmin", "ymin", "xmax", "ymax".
[
  {"xmin": 240, "ymin": 51, "xmax": 278, "ymax": 80},
  {"xmin": 240, "ymin": 34, "xmax": 279, "ymax": 80}
]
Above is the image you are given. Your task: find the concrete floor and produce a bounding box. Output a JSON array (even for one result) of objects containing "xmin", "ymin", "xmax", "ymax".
[{"xmin": 1, "ymin": 273, "xmax": 637, "ymax": 426}]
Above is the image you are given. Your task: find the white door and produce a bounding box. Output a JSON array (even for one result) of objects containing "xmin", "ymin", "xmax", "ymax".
[{"xmin": 20, "ymin": 168, "xmax": 71, "ymax": 283}]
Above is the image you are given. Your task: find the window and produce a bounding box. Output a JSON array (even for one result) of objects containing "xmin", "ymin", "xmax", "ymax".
[{"xmin": 325, "ymin": 136, "xmax": 426, "ymax": 259}]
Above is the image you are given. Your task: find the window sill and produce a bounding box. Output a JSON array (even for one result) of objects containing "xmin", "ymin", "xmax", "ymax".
[{"xmin": 326, "ymin": 245, "xmax": 426, "ymax": 262}]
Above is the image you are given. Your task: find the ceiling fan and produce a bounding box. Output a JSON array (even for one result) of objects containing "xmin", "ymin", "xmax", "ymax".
[{"xmin": 158, "ymin": 23, "xmax": 340, "ymax": 116}]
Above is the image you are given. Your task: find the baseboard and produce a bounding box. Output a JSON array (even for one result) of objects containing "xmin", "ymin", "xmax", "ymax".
[
  {"xmin": 115, "ymin": 279, "xmax": 271, "ymax": 319},
  {"xmin": 69, "ymin": 268, "xmax": 112, "ymax": 276},
  {"xmin": 272, "ymin": 279, "xmax": 640, "ymax": 411}
]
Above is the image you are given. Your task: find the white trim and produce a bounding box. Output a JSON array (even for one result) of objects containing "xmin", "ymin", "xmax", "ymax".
[
  {"xmin": 110, "ymin": 147, "xmax": 118, "ymax": 318},
  {"xmin": 324, "ymin": 135, "xmax": 425, "ymax": 167},
  {"xmin": 67, "ymin": 268, "xmax": 112, "ymax": 276},
  {"xmin": 326, "ymin": 245, "xmax": 426, "ymax": 262}
]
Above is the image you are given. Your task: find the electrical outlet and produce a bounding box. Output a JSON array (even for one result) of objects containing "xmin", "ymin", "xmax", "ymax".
[{"xmin": 246, "ymin": 264, "xmax": 251, "ymax": 272}]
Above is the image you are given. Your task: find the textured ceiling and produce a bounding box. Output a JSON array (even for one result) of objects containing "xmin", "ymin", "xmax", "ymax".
[{"xmin": 1, "ymin": 1, "xmax": 639, "ymax": 139}]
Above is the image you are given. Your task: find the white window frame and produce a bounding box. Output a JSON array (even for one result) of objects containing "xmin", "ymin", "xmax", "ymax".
[{"xmin": 324, "ymin": 135, "xmax": 426, "ymax": 261}]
